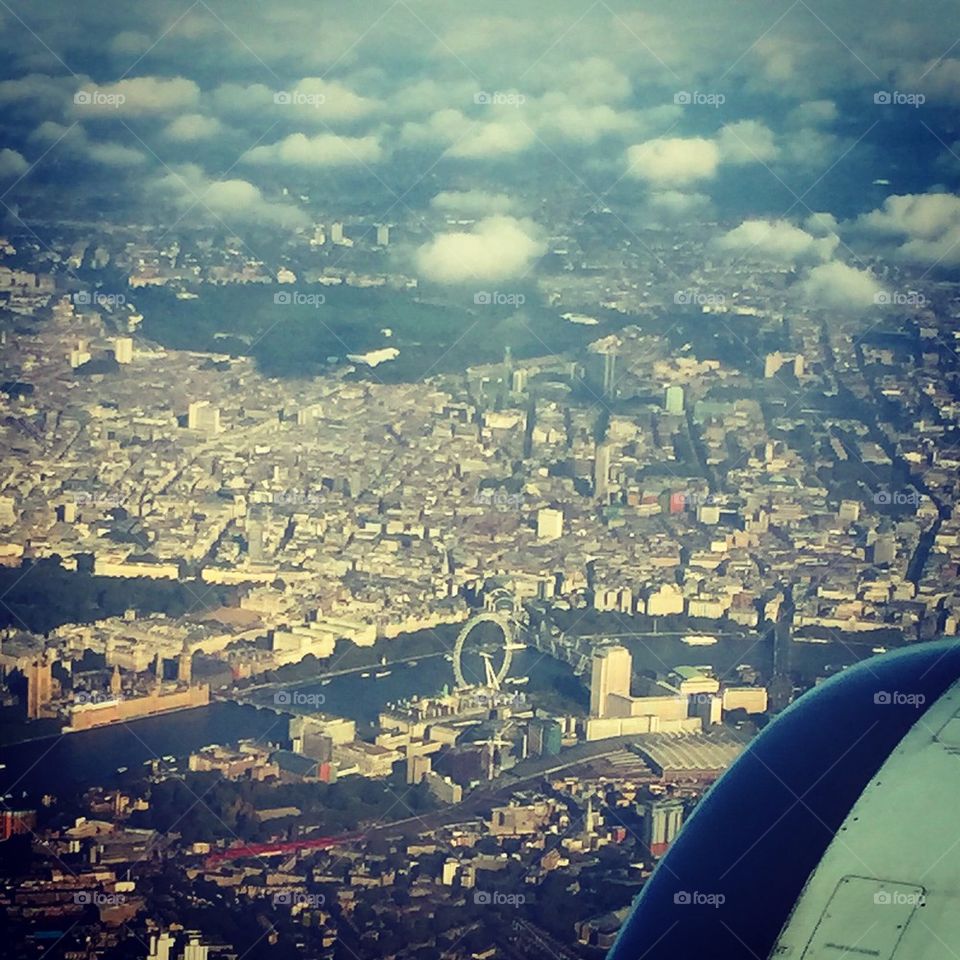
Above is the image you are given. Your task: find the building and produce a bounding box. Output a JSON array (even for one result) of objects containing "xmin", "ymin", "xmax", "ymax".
[
  {"xmin": 376, "ymin": 224, "xmax": 390, "ymax": 246},
  {"xmin": 113, "ymin": 337, "xmax": 133, "ymax": 363},
  {"xmin": 0, "ymin": 808, "xmax": 37, "ymax": 839},
  {"xmin": 537, "ymin": 507, "xmax": 564, "ymax": 541},
  {"xmin": 590, "ymin": 645, "xmax": 632, "ymax": 717},
  {"xmin": 26, "ymin": 656, "xmax": 52, "ymax": 719},
  {"xmin": 639, "ymin": 797, "xmax": 684, "ymax": 856},
  {"xmin": 594, "ymin": 442, "xmax": 611, "ymax": 501},
  {"xmin": 331, "ymin": 222, "xmax": 345, "ymax": 244},
  {"xmin": 187, "ymin": 400, "xmax": 220, "ymax": 434},
  {"xmin": 664, "ymin": 385, "xmax": 685, "ymax": 415},
  {"xmin": 528, "ymin": 718, "xmax": 563, "ymax": 756},
  {"xmin": 488, "ymin": 802, "xmax": 552, "ymax": 836}
]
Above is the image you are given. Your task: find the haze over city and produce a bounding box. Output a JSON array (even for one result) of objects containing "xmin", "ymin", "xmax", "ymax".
[{"xmin": 1, "ymin": 2, "xmax": 960, "ymax": 959}]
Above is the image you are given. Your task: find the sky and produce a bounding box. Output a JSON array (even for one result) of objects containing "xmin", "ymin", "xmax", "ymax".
[{"xmin": 1, "ymin": 0, "xmax": 959, "ymax": 305}]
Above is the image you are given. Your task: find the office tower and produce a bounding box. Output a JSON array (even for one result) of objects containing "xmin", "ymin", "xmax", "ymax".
[
  {"xmin": 664, "ymin": 384, "xmax": 685, "ymax": 415},
  {"xmin": 873, "ymin": 534, "xmax": 896, "ymax": 565},
  {"xmin": 594, "ymin": 442, "xmax": 611, "ymax": 501},
  {"xmin": 26, "ymin": 656, "xmax": 52, "ymax": 719},
  {"xmin": 511, "ymin": 369, "xmax": 528, "ymax": 393},
  {"xmin": 331, "ymin": 222, "xmax": 344, "ymax": 244},
  {"xmin": 187, "ymin": 400, "xmax": 220, "ymax": 434},
  {"xmin": 69, "ymin": 344, "xmax": 91, "ymax": 368},
  {"xmin": 113, "ymin": 337, "xmax": 133, "ymax": 364},
  {"xmin": 147, "ymin": 933, "xmax": 175, "ymax": 960},
  {"xmin": 603, "ymin": 349, "xmax": 617, "ymax": 399},
  {"xmin": 590, "ymin": 645, "xmax": 632, "ymax": 717},
  {"xmin": 376, "ymin": 224, "xmax": 390, "ymax": 246},
  {"xmin": 182, "ymin": 939, "xmax": 208, "ymax": 960},
  {"xmin": 154, "ymin": 651, "xmax": 164, "ymax": 687},
  {"xmin": 537, "ymin": 507, "xmax": 563, "ymax": 541},
  {"xmin": 640, "ymin": 797, "xmax": 685, "ymax": 856}
]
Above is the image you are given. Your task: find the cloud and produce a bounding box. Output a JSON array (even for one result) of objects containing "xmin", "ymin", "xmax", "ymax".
[
  {"xmin": 855, "ymin": 192, "xmax": 960, "ymax": 265},
  {"xmin": 29, "ymin": 121, "xmax": 145, "ymax": 167},
  {"xmin": 153, "ymin": 164, "xmax": 308, "ymax": 229},
  {"xmin": 163, "ymin": 114, "xmax": 224, "ymax": 142},
  {"xmin": 716, "ymin": 120, "xmax": 777, "ymax": 164},
  {"xmin": 430, "ymin": 190, "xmax": 517, "ymax": 216},
  {"xmin": 0, "ymin": 148, "xmax": 28, "ymax": 178},
  {"xmin": 715, "ymin": 218, "xmax": 838, "ymax": 262},
  {"xmin": 646, "ymin": 190, "xmax": 713, "ymax": 220},
  {"xmin": 626, "ymin": 137, "xmax": 720, "ymax": 185},
  {"xmin": 800, "ymin": 261, "xmax": 885, "ymax": 310},
  {"xmin": 243, "ymin": 132, "xmax": 384, "ymax": 167},
  {"xmin": 447, "ymin": 120, "xmax": 535, "ymax": 159},
  {"xmin": 415, "ymin": 216, "xmax": 545, "ymax": 283},
  {"xmin": 71, "ymin": 76, "xmax": 200, "ymax": 116}
]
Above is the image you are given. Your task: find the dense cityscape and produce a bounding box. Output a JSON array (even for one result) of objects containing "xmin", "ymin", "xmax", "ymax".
[{"xmin": 2, "ymin": 1, "xmax": 960, "ymax": 959}]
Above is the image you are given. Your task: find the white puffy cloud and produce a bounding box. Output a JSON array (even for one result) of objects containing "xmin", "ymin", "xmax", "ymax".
[
  {"xmin": 626, "ymin": 137, "xmax": 720, "ymax": 185},
  {"xmin": 646, "ymin": 190, "xmax": 712, "ymax": 219},
  {"xmin": 0, "ymin": 148, "xmax": 28, "ymax": 177},
  {"xmin": 243, "ymin": 132, "xmax": 384, "ymax": 167},
  {"xmin": 71, "ymin": 76, "xmax": 200, "ymax": 116},
  {"xmin": 415, "ymin": 216, "xmax": 545, "ymax": 283},
  {"xmin": 788, "ymin": 99, "xmax": 838, "ymax": 126},
  {"xmin": 715, "ymin": 218, "xmax": 838, "ymax": 262},
  {"xmin": 163, "ymin": 114, "xmax": 224, "ymax": 142},
  {"xmin": 430, "ymin": 190, "xmax": 517, "ymax": 216},
  {"xmin": 153, "ymin": 164, "xmax": 308, "ymax": 229},
  {"xmin": 855, "ymin": 192, "xmax": 960, "ymax": 265},
  {"xmin": 716, "ymin": 120, "xmax": 778, "ymax": 164},
  {"xmin": 447, "ymin": 120, "xmax": 535, "ymax": 159},
  {"xmin": 800, "ymin": 261, "xmax": 885, "ymax": 310}
]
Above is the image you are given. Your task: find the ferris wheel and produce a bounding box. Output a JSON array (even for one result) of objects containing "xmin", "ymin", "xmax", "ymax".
[{"xmin": 452, "ymin": 611, "xmax": 519, "ymax": 690}]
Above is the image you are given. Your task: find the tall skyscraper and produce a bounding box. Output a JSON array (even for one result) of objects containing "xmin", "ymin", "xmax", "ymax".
[
  {"xmin": 331, "ymin": 222, "xmax": 345, "ymax": 244},
  {"xmin": 177, "ymin": 641, "xmax": 192, "ymax": 685},
  {"xmin": 603, "ymin": 350, "xmax": 617, "ymax": 399},
  {"xmin": 640, "ymin": 797, "xmax": 685, "ymax": 856},
  {"xmin": 376, "ymin": 224, "xmax": 390, "ymax": 246},
  {"xmin": 590, "ymin": 645, "xmax": 632, "ymax": 717},
  {"xmin": 26, "ymin": 656, "xmax": 52, "ymax": 719},
  {"xmin": 594, "ymin": 442, "xmax": 611, "ymax": 502}
]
